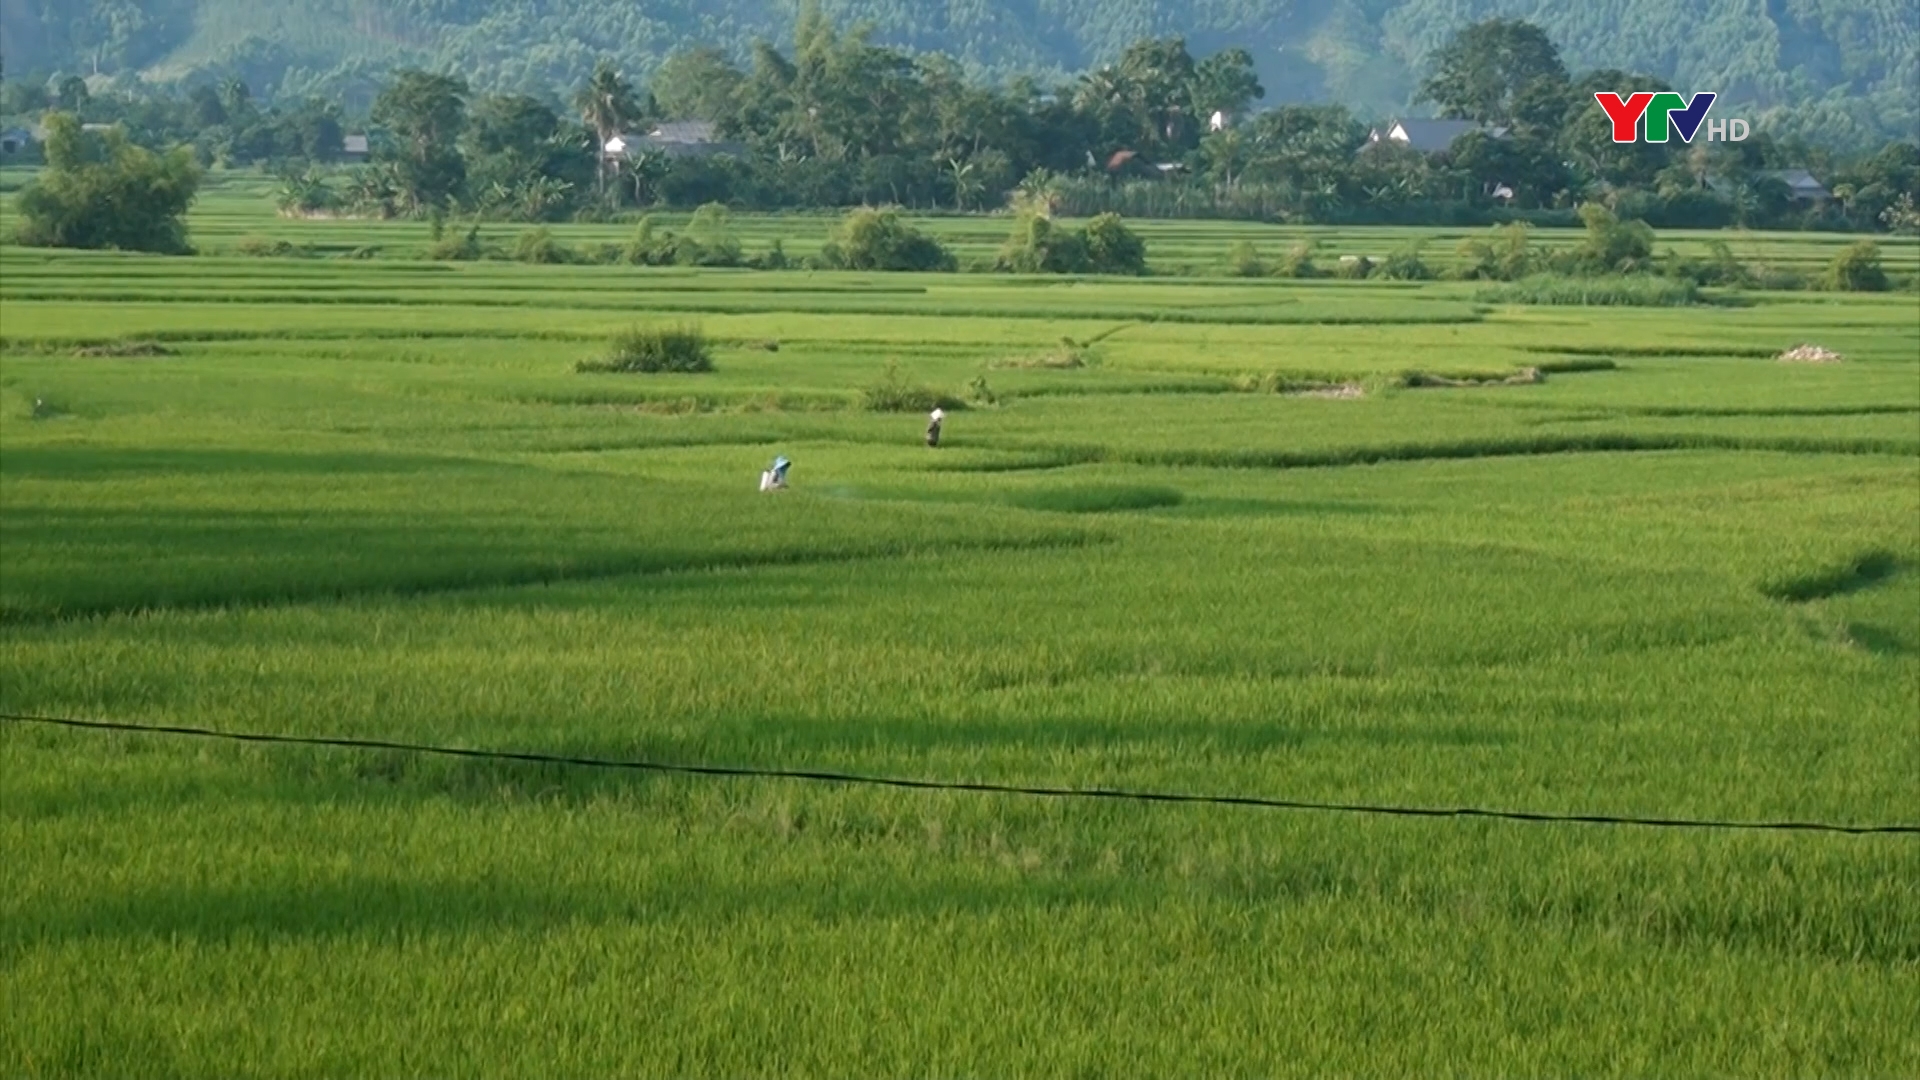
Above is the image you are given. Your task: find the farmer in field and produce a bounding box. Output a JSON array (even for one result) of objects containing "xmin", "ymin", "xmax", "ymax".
[
  {"xmin": 926, "ymin": 408, "xmax": 944, "ymax": 448},
  {"xmin": 759, "ymin": 456, "xmax": 791, "ymax": 492}
]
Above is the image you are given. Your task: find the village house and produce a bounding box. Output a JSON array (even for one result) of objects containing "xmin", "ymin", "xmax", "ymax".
[
  {"xmin": 1365, "ymin": 118, "xmax": 1508, "ymax": 154},
  {"xmin": 603, "ymin": 121, "xmax": 746, "ymax": 161}
]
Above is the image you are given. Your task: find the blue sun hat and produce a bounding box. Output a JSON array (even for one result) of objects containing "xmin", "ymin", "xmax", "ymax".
[{"xmin": 771, "ymin": 456, "xmax": 791, "ymax": 483}]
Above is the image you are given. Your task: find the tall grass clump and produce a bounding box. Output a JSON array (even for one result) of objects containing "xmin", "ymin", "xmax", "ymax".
[
  {"xmin": 1277, "ymin": 239, "xmax": 1320, "ymax": 278},
  {"xmin": 1226, "ymin": 240, "xmax": 1267, "ymax": 277},
  {"xmin": 1375, "ymin": 241, "xmax": 1432, "ymax": 280},
  {"xmin": 428, "ymin": 224, "xmax": 492, "ymax": 261},
  {"xmin": 1824, "ymin": 240, "xmax": 1889, "ymax": 292},
  {"xmin": 513, "ymin": 227, "xmax": 579, "ymax": 264},
  {"xmin": 860, "ymin": 360, "xmax": 962, "ymax": 412},
  {"xmin": 1454, "ymin": 223, "xmax": 1536, "ymax": 280},
  {"xmin": 577, "ymin": 325, "xmax": 714, "ymax": 373},
  {"xmin": 1476, "ymin": 274, "xmax": 1699, "ymax": 306}
]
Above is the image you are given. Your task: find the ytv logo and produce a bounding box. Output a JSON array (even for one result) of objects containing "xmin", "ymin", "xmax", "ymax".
[{"xmin": 1594, "ymin": 92, "xmax": 1749, "ymax": 144}]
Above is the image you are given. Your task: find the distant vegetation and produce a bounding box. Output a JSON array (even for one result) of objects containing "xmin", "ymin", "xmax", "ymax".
[
  {"xmin": 12, "ymin": 113, "xmax": 200, "ymax": 252},
  {"xmin": 3, "ymin": 10, "xmax": 1916, "ymax": 234},
  {"xmin": 4, "ymin": 0, "xmax": 1914, "ymax": 151}
]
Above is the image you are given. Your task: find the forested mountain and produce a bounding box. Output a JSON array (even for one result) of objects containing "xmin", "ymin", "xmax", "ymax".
[{"xmin": 3, "ymin": 0, "xmax": 1916, "ymax": 146}]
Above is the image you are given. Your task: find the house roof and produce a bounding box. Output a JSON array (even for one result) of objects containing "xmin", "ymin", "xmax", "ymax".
[
  {"xmin": 1372, "ymin": 118, "xmax": 1497, "ymax": 153},
  {"xmin": 605, "ymin": 125, "xmax": 744, "ymax": 159},
  {"xmin": 648, "ymin": 120, "xmax": 717, "ymax": 144},
  {"xmin": 1766, "ymin": 168, "xmax": 1830, "ymax": 199}
]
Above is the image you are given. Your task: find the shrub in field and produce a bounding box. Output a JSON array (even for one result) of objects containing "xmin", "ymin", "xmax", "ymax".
[
  {"xmin": 1374, "ymin": 241, "xmax": 1432, "ymax": 280},
  {"xmin": 1663, "ymin": 240, "xmax": 1752, "ymax": 287},
  {"xmin": 1081, "ymin": 213, "xmax": 1147, "ymax": 275},
  {"xmin": 14, "ymin": 112, "xmax": 199, "ymax": 254},
  {"xmin": 1749, "ymin": 263, "xmax": 1811, "ymax": 291},
  {"xmin": 513, "ymin": 227, "xmax": 578, "ymax": 264},
  {"xmin": 996, "ymin": 210, "xmax": 1148, "ymax": 275},
  {"xmin": 821, "ymin": 207, "xmax": 955, "ymax": 271},
  {"xmin": 1226, "ymin": 241, "xmax": 1267, "ymax": 277},
  {"xmin": 578, "ymin": 325, "xmax": 714, "ymax": 373},
  {"xmin": 428, "ymin": 225, "xmax": 491, "ymax": 261},
  {"xmin": 276, "ymin": 169, "xmax": 338, "ymax": 217},
  {"xmin": 861, "ymin": 360, "xmax": 962, "ymax": 411},
  {"xmin": 1476, "ymin": 273, "xmax": 1698, "ymax": 306},
  {"xmin": 1567, "ymin": 203, "xmax": 1656, "ymax": 274},
  {"xmin": 997, "ymin": 210, "xmax": 1089, "ymax": 273},
  {"xmin": 624, "ymin": 216, "xmax": 672, "ymax": 265},
  {"xmin": 753, "ymin": 239, "xmax": 792, "ymax": 270},
  {"xmin": 620, "ymin": 209, "xmax": 744, "ymax": 268},
  {"xmin": 1334, "ymin": 255, "xmax": 1374, "ymax": 279},
  {"xmin": 1824, "ymin": 240, "xmax": 1889, "ymax": 292},
  {"xmin": 1454, "ymin": 223, "xmax": 1535, "ymax": 280},
  {"xmin": 1277, "ymin": 240, "xmax": 1320, "ymax": 278},
  {"xmin": 234, "ymin": 236, "xmax": 314, "ymax": 258},
  {"xmin": 678, "ymin": 202, "xmax": 744, "ymax": 267}
]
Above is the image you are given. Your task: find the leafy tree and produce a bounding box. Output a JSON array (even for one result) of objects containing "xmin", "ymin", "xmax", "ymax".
[
  {"xmin": 55, "ymin": 75, "xmax": 90, "ymax": 111},
  {"xmin": 466, "ymin": 95, "xmax": 592, "ymax": 220},
  {"xmin": 649, "ymin": 48, "xmax": 744, "ymax": 124},
  {"xmin": 371, "ymin": 70, "xmax": 469, "ymax": 214},
  {"xmin": 15, "ymin": 112, "xmax": 199, "ymax": 253},
  {"xmin": 1418, "ymin": 19, "xmax": 1569, "ymax": 127},
  {"xmin": 1189, "ymin": 47, "xmax": 1263, "ymax": 121}
]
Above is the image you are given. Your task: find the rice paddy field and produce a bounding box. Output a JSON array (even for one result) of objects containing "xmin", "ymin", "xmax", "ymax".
[{"xmin": 2, "ymin": 182, "xmax": 1919, "ymax": 1076}]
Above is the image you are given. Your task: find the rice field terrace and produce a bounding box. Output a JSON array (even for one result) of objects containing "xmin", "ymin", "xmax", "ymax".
[{"xmin": 1, "ymin": 206, "xmax": 1918, "ymax": 1075}]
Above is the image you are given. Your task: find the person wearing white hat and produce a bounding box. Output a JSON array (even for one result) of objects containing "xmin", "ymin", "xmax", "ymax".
[
  {"xmin": 759, "ymin": 455, "xmax": 791, "ymax": 491},
  {"xmin": 926, "ymin": 408, "xmax": 944, "ymax": 448}
]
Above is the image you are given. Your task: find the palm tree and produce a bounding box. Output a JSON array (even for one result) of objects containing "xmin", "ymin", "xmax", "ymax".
[
  {"xmin": 945, "ymin": 158, "xmax": 986, "ymax": 211},
  {"xmin": 574, "ymin": 60, "xmax": 641, "ymax": 193}
]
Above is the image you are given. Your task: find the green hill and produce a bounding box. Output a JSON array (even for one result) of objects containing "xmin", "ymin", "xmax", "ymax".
[{"xmin": 4, "ymin": 0, "xmax": 1916, "ymax": 143}]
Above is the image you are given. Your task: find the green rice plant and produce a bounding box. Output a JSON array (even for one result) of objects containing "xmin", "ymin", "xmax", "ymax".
[{"xmin": 0, "ymin": 243, "xmax": 1917, "ymax": 1076}]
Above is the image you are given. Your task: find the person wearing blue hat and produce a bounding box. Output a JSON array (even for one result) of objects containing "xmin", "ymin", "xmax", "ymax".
[{"xmin": 759, "ymin": 456, "xmax": 791, "ymax": 491}]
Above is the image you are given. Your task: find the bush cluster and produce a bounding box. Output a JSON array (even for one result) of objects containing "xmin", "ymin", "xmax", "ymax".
[
  {"xmin": 577, "ymin": 325, "xmax": 714, "ymax": 374},
  {"xmin": 996, "ymin": 211, "xmax": 1147, "ymax": 275},
  {"xmin": 820, "ymin": 207, "xmax": 956, "ymax": 271}
]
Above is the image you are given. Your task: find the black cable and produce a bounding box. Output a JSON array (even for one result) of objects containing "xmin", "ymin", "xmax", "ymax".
[{"xmin": 4, "ymin": 712, "xmax": 1915, "ymax": 836}]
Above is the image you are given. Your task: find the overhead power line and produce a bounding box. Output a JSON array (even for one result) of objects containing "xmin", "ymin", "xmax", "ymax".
[{"xmin": 3, "ymin": 712, "xmax": 1915, "ymax": 836}]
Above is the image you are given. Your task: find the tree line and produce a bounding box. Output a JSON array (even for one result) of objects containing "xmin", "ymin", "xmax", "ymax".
[
  {"xmin": 8, "ymin": 15, "xmax": 1918, "ymax": 245},
  {"xmin": 8, "ymin": 0, "xmax": 1913, "ymax": 152}
]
